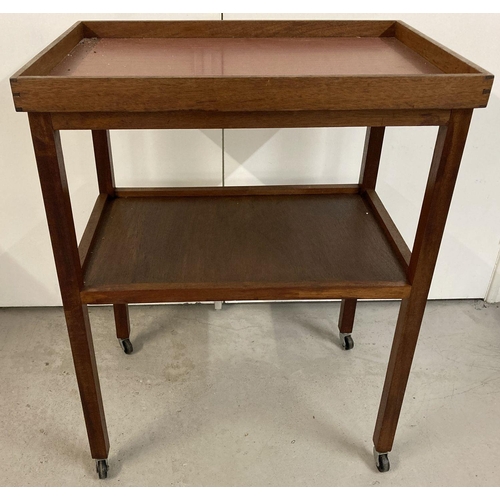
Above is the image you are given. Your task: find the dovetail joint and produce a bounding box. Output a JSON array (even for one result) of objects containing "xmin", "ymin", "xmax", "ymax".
[
  {"xmin": 482, "ymin": 88, "xmax": 491, "ymax": 95},
  {"xmin": 15, "ymin": 107, "xmax": 23, "ymax": 112},
  {"xmin": 13, "ymin": 92, "xmax": 21, "ymax": 97}
]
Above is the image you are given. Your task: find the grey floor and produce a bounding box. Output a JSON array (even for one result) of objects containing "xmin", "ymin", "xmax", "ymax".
[{"xmin": 0, "ymin": 300, "xmax": 499, "ymax": 486}]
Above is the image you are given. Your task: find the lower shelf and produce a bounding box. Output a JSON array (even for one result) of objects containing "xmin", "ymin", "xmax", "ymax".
[{"xmin": 81, "ymin": 190, "xmax": 411, "ymax": 303}]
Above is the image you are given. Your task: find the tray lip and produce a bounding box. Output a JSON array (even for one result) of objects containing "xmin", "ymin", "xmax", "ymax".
[
  {"xmin": 394, "ymin": 20, "xmax": 491, "ymax": 75},
  {"xmin": 11, "ymin": 19, "xmax": 492, "ymax": 79},
  {"xmin": 11, "ymin": 21, "xmax": 83, "ymax": 80},
  {"xmin": 10, "ymin": 73, "xmax": 493, "ymax": 113},
  {"xmin": 10, "ymin": 20, "xmax": 494, "ymax": 113}
]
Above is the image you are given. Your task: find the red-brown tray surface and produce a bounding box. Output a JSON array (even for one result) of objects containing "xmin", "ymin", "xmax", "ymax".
[{"xmin": 50, "ymin": 37, "xmax": 441, "ymax": 77}]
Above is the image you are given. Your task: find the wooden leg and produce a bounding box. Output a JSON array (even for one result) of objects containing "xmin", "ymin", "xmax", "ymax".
[
  {"xmin": 359, "ymin": 126, "xmax": 385, "ymax": 193},
  {"xmin": 113, "ymin": 304, "xmax": 130, "ymax": 339},
  {"xmin": 338, "ymin": 299, "xmax": 357, "ymax": 350},
  {"xmin": 337, "ymin": 128, "xmax": 384, "ymax": 346},
  {"xmin": 338, "ymin": 299, "xmax": 357, "ymax": 334},
  {"xmin": 92, "ymin": 130, "xmax": 133, "ymax": 353},
  {"xmin": 373, "ymin": 109, "xmax": 473, "ymax": 454},
  {"xmin": 339, "ymin": 127, "xmax": 385, "ymax": 349},
  {"xmin": 29, "ymin": 113, "xmax": 109, "ymax": 460},
  {"xmin": 92, "ymin": 129, "xmax": 115, "ymax": 197}
]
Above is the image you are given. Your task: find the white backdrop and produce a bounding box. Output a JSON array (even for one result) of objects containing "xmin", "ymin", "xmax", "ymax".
[{"xmin": 1, "ymin": 13, "xmax": 499, "ymax": 306}]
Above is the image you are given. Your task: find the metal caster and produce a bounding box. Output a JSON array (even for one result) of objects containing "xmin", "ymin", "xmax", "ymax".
[
  {"xmin": 119, "ymin": 338, "xmax": 133, "ymax": 355},
  {"xmin": 373, "ymin": 447, "xmax": 390, "ymax": 472},
  {"xmin": 96, "ymin": 459, "xmax": 109, "ymax": 479},
  {"xmin": 340, "ymin": 332, "xmax": 354, "ymax": 350}
]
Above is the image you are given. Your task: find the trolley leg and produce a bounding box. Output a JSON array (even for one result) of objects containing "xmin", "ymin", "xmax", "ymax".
[
  {"xmin": 359, "ymin": 126, "xmax": 385, "ymax": 193},
  {"xmin": 91, "ymin": 130, "xmax": 133, "ymax": 358},
  {"xmin": 338, "ymin": 299, "xmax": 357, "ymax": 350},
  {"xmin": 114, "ymin": 304, "xmax": 133, "ymax": 354},
  {"xmin": 29, "ymin": 113, "xmax": 110, "ymax": 471},
  {"xmin": 373, "ymin": 109, "xmax": 473, "ymax": 471}
]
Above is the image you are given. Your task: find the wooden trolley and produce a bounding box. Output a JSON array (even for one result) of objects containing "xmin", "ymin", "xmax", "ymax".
[{"xmin": 10, "ymin": 20, "xmax": 493, "ymax": 478}]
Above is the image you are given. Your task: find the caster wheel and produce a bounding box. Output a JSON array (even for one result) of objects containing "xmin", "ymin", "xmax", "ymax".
[
  {"xmin": 96, "ymin": 459, "xmax": 109, "ymax": 479},
  {"xmin": 340, "ymin": 334, "xmax": 354, "ymax": 350},
  {"xmin": 119, "ymin": 338, "xmax": 133, "ymax": 355},
  {"xmin": 374, "ymin": 452, "xmax": 390, "ymax": 472}
]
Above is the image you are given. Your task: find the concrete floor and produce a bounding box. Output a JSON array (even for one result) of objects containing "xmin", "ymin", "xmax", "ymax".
[{"xmin": 0, "ymin": 300, "xmax": 499, "ymax": 486}]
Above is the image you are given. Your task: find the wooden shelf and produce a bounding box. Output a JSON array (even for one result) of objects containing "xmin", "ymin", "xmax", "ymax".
[{"xmin": 80, "ymin": 189, "xmax": 411, "ymax": 304}]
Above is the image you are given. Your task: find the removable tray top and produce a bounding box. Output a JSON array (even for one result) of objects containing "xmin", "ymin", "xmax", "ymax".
[{"xmin": 11, "ymin": 20, "xmax": 493, "ymax": 113}]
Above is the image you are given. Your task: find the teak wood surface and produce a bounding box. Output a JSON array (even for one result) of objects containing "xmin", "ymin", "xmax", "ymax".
[
  {"xmin": 12, "ymin": 20, "xmax": 493, "ymax": 475},
  {"xmin": 80, "ymin": 193, "xmax": 410, "ymax": 304}
]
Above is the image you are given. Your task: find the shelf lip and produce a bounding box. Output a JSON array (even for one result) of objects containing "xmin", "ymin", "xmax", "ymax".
[
  {"xmin": 80, "ymin": 281, "xmax": 411, "ymax": 304},
  {"xmin": 78, "ymin": 193, "xmax": 108, "ymax": 270},
  {"xmin": 362, "ymin": 189, "xmax": 411, "ymax": 272},
  {"xmin": 114, "ymin": 184, "xmax": 361, "ymax": 197}
]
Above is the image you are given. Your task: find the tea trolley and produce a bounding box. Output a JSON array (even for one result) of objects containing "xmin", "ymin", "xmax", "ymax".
[{"xmin": 10, "ymin": 20, "xmax": 493, "ymax": 478}]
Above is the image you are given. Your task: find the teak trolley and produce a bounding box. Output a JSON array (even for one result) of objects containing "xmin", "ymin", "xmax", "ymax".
[{"xmin": 11, "ymin": 20, "xmax": 493, "ymax": 479}]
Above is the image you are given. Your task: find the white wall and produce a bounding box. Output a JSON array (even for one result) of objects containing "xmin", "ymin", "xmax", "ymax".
[
  {"xmin": 0, "ymin": 13, "xmax": 499, "ymax": 306},
  {"xmin": 225, "ymin": 13, "xmax": 500, "ymax": 300},
  {"xmin": 0, "ymin": 13, "xmax": 222, "ymax": 306}
]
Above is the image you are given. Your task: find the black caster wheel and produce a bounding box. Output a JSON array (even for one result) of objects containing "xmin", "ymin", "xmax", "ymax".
[
  {"xmin": 119, "ymin": 338, "xmax": 133, "ymax": 355},
  {"xmin": 374, "ymin": 450, "xmax": 390, "ymax": 472},
  {"xmin": 96, "ymin": 459, "xmax": 109, "ymax": 479},
  {"xmin": 340, "ymin": 334, "xmax": 354, "ymax": 350}
]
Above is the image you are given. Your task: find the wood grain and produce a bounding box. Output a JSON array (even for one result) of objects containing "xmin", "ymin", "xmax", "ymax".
[
  {"xmin": 81, "ymin": 281, "xmax": 410, "ymax": 304},
  {"xmin": 28, "ymin": 112, "xmax": 109, "ymax": 459},
  {"xmin": 113, "ymin": 304, "xmax": 130, "ymax": 340},
  {"xmin": 82, "ymin": 20, "xmax": 397, "ymax": 39},
  {"xmin": 395, "ymin": 21, "xmax": 490, "ymax": 74},
  {"xmin": 92, "ymin": 130, "xmax": 115, "ymax": 196},
  {"xmin": 114, "ymin": 185, "xmax": 360, "ymax": 198},
  {"xmin": 373, "ymin": 108, "xmax": 473, "ymax": 453},
  {"xmin": 81, "ymin": 194, "xmax": 410, "ymax": 303},
  {"xmin": 362, "ymin": 189, "xmax": 411, "ymax": 271},
  {"xmin": 359, "ymin": 127, "xmax": 386, "ymax": 193},
  {"xmin": 338, "ymin": 299, "xmax": 357, "ymax": 334},
  {"xmin": 78, "ymin": 193, "xmax": 108, "ymax": 270},
  {"xmin": 50, "ymin": 109, "xmax": 451, "ymax": 130},
  {"xmin": 12, "ymin": 74, "xmax": 491, "ymax": 112},
  {"xmin": 11, "ymin": 22, "xmax": 83, "ymax": 78}
]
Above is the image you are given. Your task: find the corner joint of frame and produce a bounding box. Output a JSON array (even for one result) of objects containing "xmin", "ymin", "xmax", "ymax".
[
  {"xmin": 81, "ymin": 21, "xmax": 99, "ymax": 38},
  {"xmin": 381, "ymin": 21, "xmax": 398, "ymax": 37}
]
